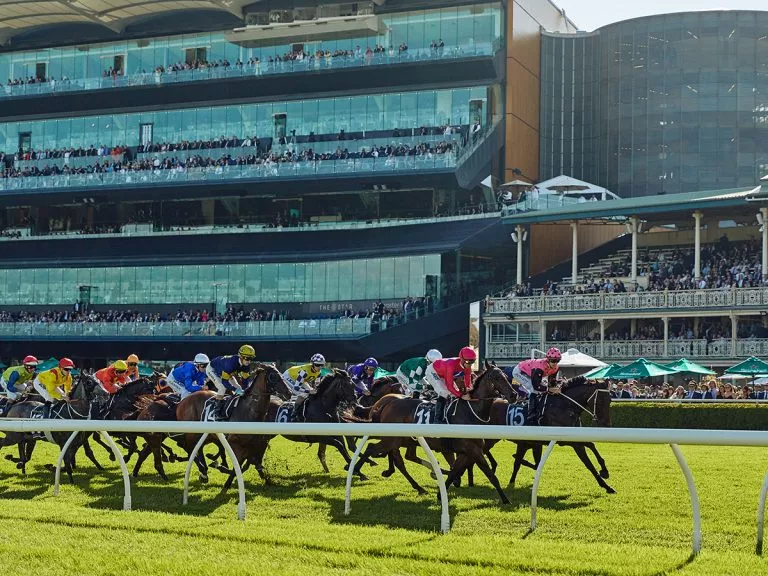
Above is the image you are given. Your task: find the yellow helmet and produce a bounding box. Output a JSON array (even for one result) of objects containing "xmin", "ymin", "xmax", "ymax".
[
  {"xmin": 114, "ymin": 360, "xmax": 128, "ymax": 372},
  {"xmin": 238, "ymin": 344, "xmax": 256, "ymax": 359},
  {"xmin": 126, "ymin": 354, "xmax": 139, "ymax": 364}
]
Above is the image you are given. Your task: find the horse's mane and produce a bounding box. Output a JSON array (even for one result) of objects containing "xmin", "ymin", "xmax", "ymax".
[
  {"xmin": 371, "ymin": 375, "xmax": 399, "ymax": 392},
  {"xmin": 117, "ymin": 377, "xmax": 154, "ymax": 394},
  {"xmin": 315, "ymin": 369, "xmax": 350, "ymax": 395},
  {"xmin": 560, "ymin": 375, "xmax": 589, "ymax": 392}
]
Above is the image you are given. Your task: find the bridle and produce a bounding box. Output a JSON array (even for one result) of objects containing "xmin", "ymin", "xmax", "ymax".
[{"xmin": 557, "ymin": 383, "xmax": 611, "ymax": 422}]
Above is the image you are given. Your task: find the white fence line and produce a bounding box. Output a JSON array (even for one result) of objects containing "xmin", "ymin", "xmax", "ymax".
[{"xmin": 2, "ymin": 419, "xmax": 768, "ymax": 556}]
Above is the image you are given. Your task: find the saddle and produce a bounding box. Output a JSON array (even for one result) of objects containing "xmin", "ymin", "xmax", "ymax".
[
  {"xmin": 201, "ymin": 395, "xmax": 241, "ymax": 422},
  {"xmin": 413, "ymin": 399, "xmax": 454, "ymax": 425}
]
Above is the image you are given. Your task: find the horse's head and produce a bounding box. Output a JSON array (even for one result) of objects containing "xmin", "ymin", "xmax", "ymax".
[
  {"xmin": 72, "ymin": 374, "xmax": 99, "ymax": 403},
  {"xmin": 370, "ymin": 375, "xmax": 402, "ymax": 397},
  {"xmin": 473, "ymin": 359, "xmax": 516, "ymax": 401},
  {"xmin": 118, "ymin": 377, "xmax": 155, "ymax": 397},
  {"xmin": 560, "ymin": 376, "xmax": 612, "ymax": 426},
  {"xmin": 316, "ymin": 368, "xmax": 356, "ymax": 408},
  {"xmin": 249, "ymin": 363, "xmax": 292, "ymax": 401}
]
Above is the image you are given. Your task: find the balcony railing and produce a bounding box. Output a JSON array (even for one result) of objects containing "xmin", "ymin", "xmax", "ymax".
[
  {"xmin": 0, "ymin": 319, "xmax": 371, "ymax": 339},
  {"xmin": 485, "ymin": 338, "xmax": 768, "ymax": 362},
  {"xmin": 485, "ymin": 287, "xmax": 768, "ymax": 316},
  {"xmin": 0, "ymin": 42, "xmax": 499, "ymax": 100},
  {"xmin": 0, "ymin": 154, "xmax": 456, "ymax": 193}
]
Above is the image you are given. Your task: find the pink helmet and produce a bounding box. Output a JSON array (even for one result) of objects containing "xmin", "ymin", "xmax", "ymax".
[{"xmin": 546, "ymin": 347, "xmax": 562, "ymax": 362}]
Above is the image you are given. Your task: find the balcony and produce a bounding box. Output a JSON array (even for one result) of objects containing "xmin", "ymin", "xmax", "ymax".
[
  {"xmin": 0, "ymin": 154, "xmax": 457, "ymax": 198},
  {"xmin": 484, "ymin": 287, "xmax": 768, "ymax": 318},
  {"xmin": 0, "ymin": 318, "xmax": 372, "ymax": 341},
  {"xmin": 485, "ymin": 338, "xmax": 768, "ymax": 364}
]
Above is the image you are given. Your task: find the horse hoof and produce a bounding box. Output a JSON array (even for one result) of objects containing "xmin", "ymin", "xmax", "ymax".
[
  {"xmin": 500, "ymin": 497, "xmax": 511, "ymax": 505},
  {"xmin": 160, "ymin": 474, "xmax": 169, "ymax": 482},
  {"xmin": 417, "ymin": 489, "xmax": 428, "ymax": 496},
  {"xmin": 15, "ymin": 462, "xmax": 24, "ymax": 470},
  {"xmin": 600, "ymin": 470, "xmax": 610, "ymax": 479},
  {"xmin": 200, "ymin": 474, "xmax": 209, "ymax": 484},
  {"xmin": 358, "ymin": 474, "xmax": 368, "ymax": 482},
  {"xmin": 4, "ymin": 455, "xmax": 15, "ymax": 462},
  {"xmin": 381, "ymin": 470, "xmax": 394, "ymax": 478},
  {"xmin": 109, "ymin": 455, "xmax": 116, "ymax": 462},
  {"xmin": 605, "ymin": 486, "xmax": 616, "ymax": 494}
]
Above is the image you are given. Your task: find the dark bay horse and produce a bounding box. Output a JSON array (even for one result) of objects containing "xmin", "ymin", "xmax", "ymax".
[
  {"xmin": 0, "ymin": 375, "xmax": 99, "ymax": 482},
  {"xmin": 221, "ymin": 368, "xmax": 360, "ymax": 489},
  {"xmin": 501, "ymin": 377, "xmax": 615, "ymax": 493},
  {"xmin": 353, "ymin": 362, "xmax": 516, "ymax": 503}
]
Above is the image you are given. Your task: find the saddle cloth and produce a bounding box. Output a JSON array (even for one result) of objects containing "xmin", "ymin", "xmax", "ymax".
[{"xmin": 201, "ymin": 395, "xmax": 241, "ymax": 422}]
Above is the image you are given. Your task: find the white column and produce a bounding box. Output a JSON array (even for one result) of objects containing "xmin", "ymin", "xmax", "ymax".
[
  {"xmin": 663, "ymin": 317, "xmax": 669, "ymax": 358},
  {"xmin": 762, "ymin": 208, "xmax": 768, "ymax": 280},
  {"xmin": 731, "ymin": 315, "xmax": 738, "ymax": 358},
  {"xmin": 571, "ymin": 222, "xmax": 579, "ymax": 285},
  {"xmin": 630, "ymin": 216, "xmax": 638, "ymax": 283},
  {"xmin": 693, "ymin": 211, "xmax": 703, "ymax": 280},
  {"xmin": 599, "ymin": 318, "xmax": 605, "ymax": 359},
  {"xmin": 515, "ymin": 224, "xmax": 524, "ymax": 286}
]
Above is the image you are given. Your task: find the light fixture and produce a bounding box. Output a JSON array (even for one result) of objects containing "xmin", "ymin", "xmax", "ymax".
[
  {"xmin": 511, "ymin": 232, "xmax": 518, "ymax": 243},
  {"xmin": 522, "ymin": 230, "xmax": 528, "ymax": 242},
  {"xmin": 757, "ymin": 212, "xmax": 764, "ymax": 226}
]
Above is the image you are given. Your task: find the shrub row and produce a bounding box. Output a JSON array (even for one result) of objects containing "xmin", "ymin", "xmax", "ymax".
[{"xmin": 609, "ymin": 402, "xmax": 768, "ymax": 430}]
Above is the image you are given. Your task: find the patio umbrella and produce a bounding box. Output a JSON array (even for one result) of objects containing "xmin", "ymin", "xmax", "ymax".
[
  {"xmin": 662, "ymin": 358, "xmax": 715, "ymax": 376},
  {"xmin": 138, "ymin": 363, "xmax": 155, "ymax": 377},
  {"xmin": 718, "ymin": 374, "xmax": 749, "ymax": 381},
  {"xmin": 36, "ymin": 357, "xmax": 60, "ymax": 371},
  {"xmin": 583, "ymin": 363, "xmax": 623, "ymax": 379},
  {"xmin": 374, "ymin": 367, "xmax": 395, "ymax": 379},
  {"xmin": 608, "ymin": 358, "xmax": 679, "ymax": 379},
  {"xmin": 725, "ymin": 356, "xmax": 768, "ymax": 376},
  {"xmin": 557, "ymin": 348, "xmax": 607, "ymax": 369}
]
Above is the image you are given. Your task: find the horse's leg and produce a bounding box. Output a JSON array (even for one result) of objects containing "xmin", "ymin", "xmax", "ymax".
[
  {"xmin": 485, "ymin": 440, "xmax": 499, "ymax": 472},
  {"xmin": 472, "ymin": 447, "xmax": 510, "ymax": 505},
  {"xmin": 132, "ymin": 443, "xmax": 152, "ymax": 478},
  {"xmin": 508, "ymin": 442, "xmax": 529, "ymax": 487},
  {"xmin": 17, "ymin": 439, "xmax": 27, "ymax": 474},
  {"xmin": 381, "ymin": 452, "xmax": 396, "ymax": 478},
  {"xmin": 81, "ymin": 435, "xmax": 105, "ymax": 470},
  {"xmin": 325, "ymin": 436, "xmax": 367, "ymax": 480},
  {"xmin": 352, "ymin": 439, "xmax": 393, "ymax": 476},
  {"xmin": 390, "ymin": 449, "xmax": 428, "ymax": 495},
  {"xmin": 404, "ymin": 444, "xmax": 450, "ymax": 476},
  {"xmin": 317, "ymin": 444, "xmax": 329, "ymax": 473},
  {"xmin": 569, "ymin": 443, "xmax": 616, "ymax": 494},
  {"xmin": 91, "ymin": 432, "xmax": 116, "ymax": 462},
  {"xmin": 161, "ymin": 440, "xmax": 184, "ymax": 463},
  {"xmin": 576, "ymin": 441, "xmax": 610, "ymax": 479},
  {"xmin": 443, "ymin": 453, "xmax": 470, "ymax": 495}
]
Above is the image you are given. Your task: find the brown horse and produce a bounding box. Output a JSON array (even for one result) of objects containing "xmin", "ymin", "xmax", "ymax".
[
  {"xmin": 352, "ymin": 361, "xmax": 515, "ymax": 503},
  {"xmin": 220, "ymin": 368, "xmax": 361, "ymax": 489},
  {"xmin": 131, "ymin": 363, "xmax": 291, "ymax": 481}
]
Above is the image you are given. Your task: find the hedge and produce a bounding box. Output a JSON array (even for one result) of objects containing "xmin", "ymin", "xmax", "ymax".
[{"xmin": 607, "ymin": 402, "xmax": 768, "ymax": 430}]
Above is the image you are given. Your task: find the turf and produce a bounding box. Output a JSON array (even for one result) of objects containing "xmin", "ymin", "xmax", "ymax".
[{"xmin": 0, "ymin": 437, "xmax": 765, "ymax": 575}]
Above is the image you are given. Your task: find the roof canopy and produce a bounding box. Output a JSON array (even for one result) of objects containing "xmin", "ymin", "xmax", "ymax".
[{"xmin": 0, "ymin": 0, "xmax": 251, "ymax": 41}]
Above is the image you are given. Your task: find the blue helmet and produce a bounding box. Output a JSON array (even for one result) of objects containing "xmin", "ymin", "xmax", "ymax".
[{"xmin": 363, "ymin": 357, "xmax": 378, "ymax": 369}]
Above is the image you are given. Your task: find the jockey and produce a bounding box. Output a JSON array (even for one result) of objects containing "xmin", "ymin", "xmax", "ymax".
[
  {"xmin": 33, "ymin": 358, "xmax": 75, "ymax": 404},
  {"xmin": 207, "ymin": 345, "xmax": 255, "ymax": 419},
  {"xmin": 95, "ymin": 360, "xmax": 130, "ymax": 395},
  {"xmin": 424, "ymin": 347, "xmax": 476, "ymax": 424},
  {"xmin": 166, "ymin": 354, "xmax": 209, "ymax": 399},
  {"xmin": 125, "ymin": 354, "xmax": 140, "ymax": 381},
  {"xmin": 347, "ymin": 357, "xmax": 378, "ymax": 397},
  {"xmin": 0, "ymin": 355, "xmax": 39, "ymax": 401},
  {"xmin": 396, "ymin": 349, "xmax": 442, "ymax": 397},
  {"xmin": 283, "ymin": 353, "xmax": 325, "ymax": 399},
  {"xmin": 511, "ymin": 347, "xmax": 562, "ymax": 422}
]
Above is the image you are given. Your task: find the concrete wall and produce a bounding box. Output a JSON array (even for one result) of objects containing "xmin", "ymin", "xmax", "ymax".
[{"xmin": 504, "ymin": 0, "xmax": 575, "ymax": 184}]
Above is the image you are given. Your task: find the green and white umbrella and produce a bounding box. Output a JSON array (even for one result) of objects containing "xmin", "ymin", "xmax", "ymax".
[
  {"xmin": 583, "ymin": 363, "xmax": 623, "ymax": 379},
  {"xmin": 725, "ymin": 356, "xmax": 768, "ymax": 376},
  {"xmin": 608, "ymin": 358, "xmax": 679, "ymax": 379},
  {"xmin": 662, "ymin": 358, "xmax": 715, "ymax": 376}
]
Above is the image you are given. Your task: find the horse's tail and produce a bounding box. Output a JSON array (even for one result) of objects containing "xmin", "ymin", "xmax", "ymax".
[{"xmin": 342, "ymin": 409, "xmax": 370, "ymax": 423}]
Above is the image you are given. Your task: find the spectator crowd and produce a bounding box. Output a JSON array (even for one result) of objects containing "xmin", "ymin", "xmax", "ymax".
[{"xmin": 607, "ymin": 378, "xmax": 768, "ymax": 401}]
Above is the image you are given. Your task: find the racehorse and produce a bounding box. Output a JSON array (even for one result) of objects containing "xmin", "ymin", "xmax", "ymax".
[
  {"xmin": 0, "ymin": 375, "xmax": 100, "ymax": 482},
  {"xmin": 352, "ymin": 362, "xmax": 515, "ymax": 503},
  {"xmin": 133, "ymin": 363, "xmax": 291, "ymax": 482},
  {"xmin": 220, "ymin": 368, "xmax": 361, "ymax": 489},
  {"xmin": 500, "ymin": 376, "xmax": 615, "ymax": 493}
]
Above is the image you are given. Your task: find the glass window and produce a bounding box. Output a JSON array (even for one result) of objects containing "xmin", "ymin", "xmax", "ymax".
[
  {"xmin": 261, "ymin": 264, "xmax": 278, "ymax": 302},
  {"xmin": 245, "ymin": 264, "xmax": 262, "ymax": 302}
]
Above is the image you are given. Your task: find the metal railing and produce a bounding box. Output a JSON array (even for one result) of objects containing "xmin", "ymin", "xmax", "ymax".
[
  {"xmin": 0, "ymin": 318, "xmax": 372, "ymax": 339},
  {"xmin": 0, "ymin": 42, "xmax": 499, "ymax": 100},
  {"xmin": 0, "ymin": 154, "xmax": 456, "ymax": 193},
  {"xmin": 485, "ymin": 338, "xmax": 764, "ymax": 361},
  {"xmin": 485, "ymin": 287, "xmax": 768, "ymax": 316}
]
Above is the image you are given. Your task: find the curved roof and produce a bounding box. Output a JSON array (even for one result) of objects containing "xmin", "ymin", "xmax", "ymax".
[{"xmin": 0, "ymin": 0, "xmax": 249, "ymax": 40}]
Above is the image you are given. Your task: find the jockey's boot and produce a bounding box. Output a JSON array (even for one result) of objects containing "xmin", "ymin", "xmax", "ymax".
[
  {"xmin": 433, "ymin": 395, "xmax": 446, "ymax": 424},
  {"xmin": 527, "ymin": 394, "xmax": 539, "ymax": 425},
  {"xmin": 214, "ymin": 397, "xmax": 227, "ymax": 421},
  {"xmin": 411, "ymin": 390, "xmax": 421, "ymax": 400}
]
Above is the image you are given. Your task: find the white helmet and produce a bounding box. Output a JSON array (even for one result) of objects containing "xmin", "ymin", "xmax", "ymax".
[
  {"xmin": 425, "ymin": 349, "xmax": 443, "ymax": 363},
  {"xmin": 194, "ymin": 353, "xmax": 210, "ymax": 365},
  {"xmin": 310, "ymin": 353, "xmax": 326, "ymax": 366}
]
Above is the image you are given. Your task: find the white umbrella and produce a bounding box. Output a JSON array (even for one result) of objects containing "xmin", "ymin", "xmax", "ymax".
[
  {"xmin": 556, "ymin": 348, "xmax": 607, "ymax": 369},
  {"xmin": 718, "ymin": 374, "xmax": 749, "ymax": 381}
]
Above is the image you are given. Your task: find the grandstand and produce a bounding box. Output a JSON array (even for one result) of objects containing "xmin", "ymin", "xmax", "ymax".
[{"xmin": 0, "ymin": 0, "xmax": 524, "ymax": 368}]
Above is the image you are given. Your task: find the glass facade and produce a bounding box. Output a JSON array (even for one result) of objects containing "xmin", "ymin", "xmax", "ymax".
[
  {"xmin": 0, "ymin": 254, "xmax": 441, "ymax": 306},
  {"xmin": 540, "ymin": 11, "xmax": 768, "ymax": 197},
  {"xmin": 0, "ymin": 4, "xmax": 502, "ymax": 97},
  {"xmin": 0, "ymin": 87, "xmax": 488, "ymax": 153}
]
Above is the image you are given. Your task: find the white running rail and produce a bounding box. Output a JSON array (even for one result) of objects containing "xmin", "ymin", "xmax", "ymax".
[{"xmin": 2, "ymin": 419, "xmax": 768, "ymax": 556}]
